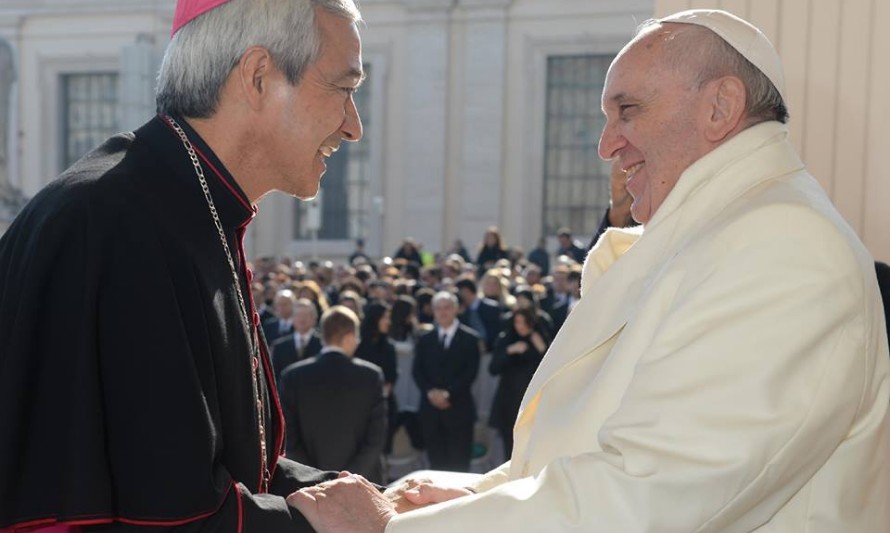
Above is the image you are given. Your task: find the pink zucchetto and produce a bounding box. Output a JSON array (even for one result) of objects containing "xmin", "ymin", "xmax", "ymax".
[{"xmin": 172, "ymin": 0, "xmax": 234, "ymax": 36}]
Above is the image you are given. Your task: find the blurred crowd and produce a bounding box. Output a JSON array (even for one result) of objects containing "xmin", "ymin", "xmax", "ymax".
[{"xmin": 250, "ymin": 225, "xmax": 589, "ymax": 482}]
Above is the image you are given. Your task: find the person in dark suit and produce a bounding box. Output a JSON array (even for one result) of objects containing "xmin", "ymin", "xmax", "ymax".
[
  {"xmin": 413, "ymin": 291, "xmax": 480, "ymax": 472},
  {"xmin": 355, "ymin": 301, "xmax": 398, "ymax": 453},
  {"xmin": 876, "ymin": 261, "xmax": 890, "ymax": 344},
  {"xmin": 456, "ymin": 277, "xmax": 502, "ymax": 352},
  {"xmin": 262, "ymin": 288, "xmax": 296, "ymax": 344},
  {"xmin": 279, "ymin": 305, "xmax": 386, "ymax": 483},
  {"xmin": 549, "ymin": 266, "xmax": 582, "ymax": 333},
  {"xmin": 556, "ymin": 227, "xmax": 587, "ymax": 264},
  {"xmin": 271, "ymin": 298, "xmax": 323, "ymax": 384},
  {"xmin": 253, "ymin": 281, "xmax": 277, "ymax": 324},
  {"xmin": 527, "ymin": 238, "xmax": 550, "ymax": 277},
  {"xmin": 489, "ymin": 306, "xmax": 550, "ymax": 458},
  {"xmin": 587, "ymin": 160, "xmax": 639, "ymax": 251}
]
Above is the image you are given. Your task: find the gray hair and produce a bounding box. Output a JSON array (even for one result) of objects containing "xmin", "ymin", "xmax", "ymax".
[
  {"xmin": 432, "ymin": 291, "xmax": 459, "ymax": 307},
  {"xmin": 294, "ymin": 297, "xmax": 319, "ymax": 319},
  {"xmin": 274, "ymin": 288, "xmax": 297, "ymax": 303},
  {"xmin": 637, "ymin": 20, "xmax": 788, "ymax": 124},
  {"xmin": 156, "ymin": 0, "xmax": 361, "ymax": 118}
]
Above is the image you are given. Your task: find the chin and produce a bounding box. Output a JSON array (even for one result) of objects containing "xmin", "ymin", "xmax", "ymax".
[
  {"xmin": 296, "ymin": 190, "xmax": 319, "ymax": 201},
  {"xmin": 288, "ymin": 177, "xmax": 321, "ymax": 201}
]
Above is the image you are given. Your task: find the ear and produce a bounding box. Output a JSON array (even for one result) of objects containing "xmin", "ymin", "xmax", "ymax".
[
  {"xmin": 235, "ymin": 46, "xmax": 275, "ymax": 112},
  {"xmin": 703, "ymin": 76, "xmax": 747, "ymax": 142}
]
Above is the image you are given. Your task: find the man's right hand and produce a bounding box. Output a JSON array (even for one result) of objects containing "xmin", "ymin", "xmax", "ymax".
[{"xmin": 384, "ymin": 477, "xmax": 473, "ymax": 513}]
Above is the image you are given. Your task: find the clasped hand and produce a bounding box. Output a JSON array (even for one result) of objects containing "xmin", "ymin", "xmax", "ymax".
[
  {"xmin": 287, "ymin": 472, "xmax": 472, "ymax": 533},
  {"xmin": 427, "ymin": 388, "xmax": 451, "ymax": 410}
]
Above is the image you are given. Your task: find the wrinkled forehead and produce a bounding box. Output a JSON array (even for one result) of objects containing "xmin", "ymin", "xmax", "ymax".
[
  {"xmin": 610, "ymin": 22, "xmax": 680, "ymax": 74},
  {"xmin": 602, "ymin": 24, "xmax": 694, "ymax": 102},
  {"xmin": 601, "ymin": 28, "xmax": 665, "ymax": 99}
]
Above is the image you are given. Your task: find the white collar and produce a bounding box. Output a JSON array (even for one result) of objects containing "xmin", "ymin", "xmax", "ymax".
[{"xmin": 438, "ymin": 321, "xmax": 459, "ymax": 344}]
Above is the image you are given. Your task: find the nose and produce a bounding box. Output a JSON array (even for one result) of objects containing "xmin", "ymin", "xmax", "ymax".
[
  {"xmin": 597, "ymin": 117, "xmax": 625, "ymax": 161},
  {"xmin": 342, "ymin": 94, "xmax": 363, "ymax": 142}
]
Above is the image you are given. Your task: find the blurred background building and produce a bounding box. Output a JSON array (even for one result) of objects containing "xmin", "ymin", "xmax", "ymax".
[{"xmin": 0, "ymin": 0, "xmax": 887, "ymax": 262}]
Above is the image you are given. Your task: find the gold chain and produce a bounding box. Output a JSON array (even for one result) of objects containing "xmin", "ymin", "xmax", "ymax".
[{"xmin": 165, "ymin": 116, "xmax": 271, "ymax": 492}]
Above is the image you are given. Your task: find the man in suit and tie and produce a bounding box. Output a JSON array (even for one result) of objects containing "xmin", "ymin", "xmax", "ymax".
[
  {"xmin": 271, "ymin": 298, "xmax": 323, "ymax": 383},
  {"xmin": 413, "ymin": 291, "xmax": 480, "ymax": 472},
  {"xmin": 549, "ymin": 266, "xmax": 582, "ymax": 332},
  {"xmin": 262, "ymin": 288, "xmax": 297, "ymax": 344},
  {"xmin": 455, "ymin": 278, "xmax": 501, "ymax": 353},
  {"xmin": 555, "ymin": 227, "xmax": 586, "ymax": 264},
  {"xmin": 278, "ymin": 305, "xmax": 386, "ymax": 483}
]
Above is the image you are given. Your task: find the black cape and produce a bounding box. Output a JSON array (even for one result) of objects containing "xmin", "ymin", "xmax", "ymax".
[{"xmin": 0, "ymin": 116, "xmax": 336, "ymax": 532}]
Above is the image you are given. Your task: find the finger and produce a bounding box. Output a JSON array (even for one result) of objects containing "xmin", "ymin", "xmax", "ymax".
[
  {"xmin": 405, "ymin": 477, "xmax": 432, "ymax": 489},
  {"xmin": 337, "ymin": 470, "xmax": 352, "ymax": 479},
  {"xmin": 286, "ymin": 489, "xmax": 316, "ymax": 511},
  {"xmin": 402, "ymin": 484, "xmax": 469, "ymax": 505},
  {"xmin": 352, "ymin": 474, "xmax": 378, "ymax": 491}
]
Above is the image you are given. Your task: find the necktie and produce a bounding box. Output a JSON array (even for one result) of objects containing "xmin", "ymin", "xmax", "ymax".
[
  {"xmin": 439, "ymin": 331, "xmax": 447, "ymax": 351},
  {"xmin": 296, "ymin": 335, "xmax": 304, "ymax": 355}
]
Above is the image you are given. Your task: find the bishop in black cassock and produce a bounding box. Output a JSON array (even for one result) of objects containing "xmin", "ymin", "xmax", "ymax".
[{"xmin": 0, "ymin": 116, "xmax": 337, "ymax": 532}]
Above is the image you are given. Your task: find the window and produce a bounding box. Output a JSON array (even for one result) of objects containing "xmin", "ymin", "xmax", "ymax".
[
  {"xmin": 293, "ymin": 64, "xmax": 371, "ymax": 240},
  {"xmin": 542, "ymin": 54, "xmax": 614, "ymax": 238},
  {"xmin": 61, "ymin": 73, "xmax": 119, "ymax": 169}
]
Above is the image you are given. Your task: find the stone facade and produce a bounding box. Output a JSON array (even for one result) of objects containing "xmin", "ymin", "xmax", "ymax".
[{"xmin": 0, "ymin": 0, "xmax": 654, "ymax": 261}]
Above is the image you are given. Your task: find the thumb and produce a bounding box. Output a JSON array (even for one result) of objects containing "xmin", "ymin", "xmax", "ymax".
[
  {"xmin": 286, "ymin": 490, "xmax": 324, "ymax": 531},
  {"xmin": 286, "ymin": 489, "xmax": 316, "ymax": 511}
]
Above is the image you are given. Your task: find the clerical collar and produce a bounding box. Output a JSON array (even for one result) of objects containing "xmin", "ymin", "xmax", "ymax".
[{"xmin": 157, "ymin": 114, "xmax": 257, "ymax": 230}]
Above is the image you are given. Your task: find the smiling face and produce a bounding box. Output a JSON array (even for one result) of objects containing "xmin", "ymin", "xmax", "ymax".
[
  {"xmin": 598, "ymin": 25, "xmax": 712, "ymax": 225},
  {"xmin": 259, "ymin": 7, "xmax": 364, "ymax": 199}
]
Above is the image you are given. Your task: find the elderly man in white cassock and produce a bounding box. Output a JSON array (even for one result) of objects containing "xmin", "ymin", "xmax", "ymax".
[{"xmin": 287, "ymin": 9, "xmax": 890, "ymax": 533}]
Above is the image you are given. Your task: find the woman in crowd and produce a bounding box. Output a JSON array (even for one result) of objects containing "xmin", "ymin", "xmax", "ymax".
[
  {"xmin": 294, "ymin": 279, "xmax": 330, "ymax": 319},
  {"xmin": 480, "ymin": 268, "xmax": 515, "ymax": 311},
  {"xmin": 512, "ymin": 284, "xmax": 555, "ymax": 339},
  {"xmin": 393, "ymin": 238, "xmax": 423, "ymax": 265},
  {"xmin": 337, "ymin": 290, "xmax": 365, "ymax": 322},
  {"xmin": 387, "ymin": 296, "xmax": 428, "ymax": 450},
  {"xmin": 489, "ymin": 305, "xmax": 550, "ymax": 458},
  {"xmin": 355, "ymin": 301, "xmax": 398, "ymax": 453},
  {"xmin": 475, "ymin": 226, "xmax": 509, "ymax": 276}
]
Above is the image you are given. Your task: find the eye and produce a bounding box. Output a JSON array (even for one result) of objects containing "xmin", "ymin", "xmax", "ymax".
[{"xmin": 618, "ymin": 104, "xmax": 637, "ymax": 120}]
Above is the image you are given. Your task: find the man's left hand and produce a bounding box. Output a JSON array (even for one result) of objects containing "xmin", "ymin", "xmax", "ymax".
[{"xmin": 287, "ymin": 472, "xmax": 396, "ymax": 533}]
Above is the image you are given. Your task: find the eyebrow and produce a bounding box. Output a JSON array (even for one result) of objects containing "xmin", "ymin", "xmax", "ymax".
[{"xmin": 336, "ymin": 67, "xmax": 366, "ymax": 88}]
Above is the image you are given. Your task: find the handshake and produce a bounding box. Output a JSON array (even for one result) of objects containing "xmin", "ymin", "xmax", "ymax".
[{"xmin": 287, "ymin": 472, "xmax": 474, "ymax": 533}]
